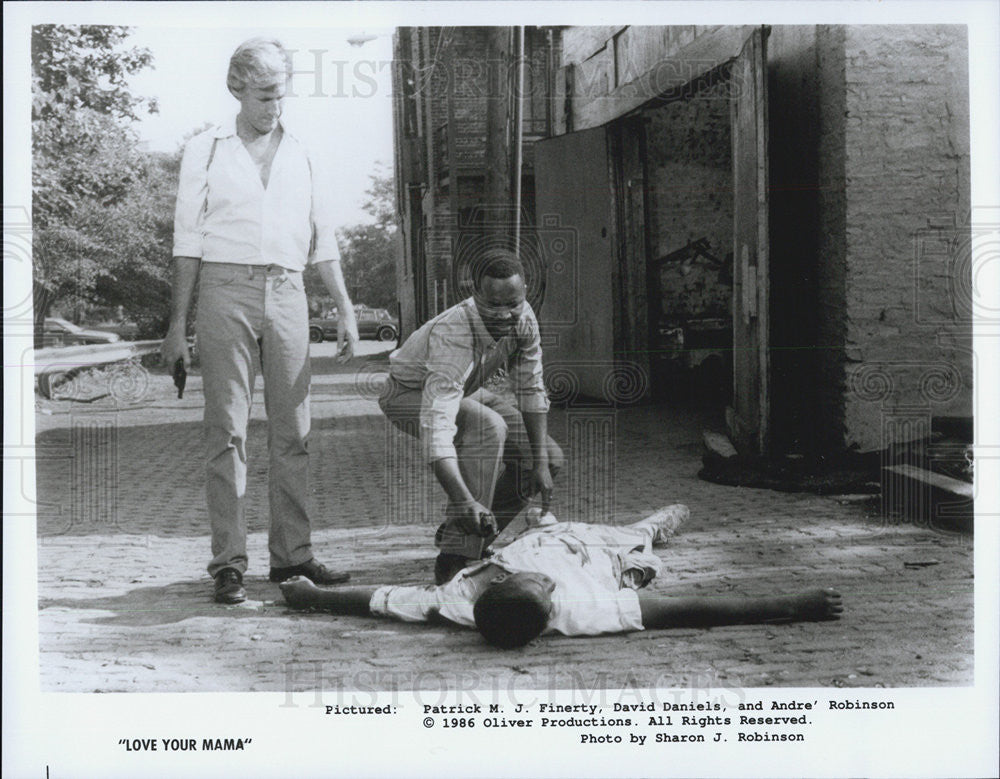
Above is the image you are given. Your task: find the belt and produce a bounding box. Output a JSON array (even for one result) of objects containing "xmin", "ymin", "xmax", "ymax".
[{"xmin": 202, "ymin": 261, "xmax": 301, "ymax": 277}]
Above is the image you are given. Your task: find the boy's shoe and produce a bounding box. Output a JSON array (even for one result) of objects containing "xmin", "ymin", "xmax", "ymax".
[
  {"xmin": 269, "ymin": 559, "xmax": 351, "ymax": 585},
  {"xmin": 214, "ymin": 568, "xmax": 246, "ymax": 604},
  {"xmin": 633, "ymin": 504, "xmax": 689, "ymax": 545}
]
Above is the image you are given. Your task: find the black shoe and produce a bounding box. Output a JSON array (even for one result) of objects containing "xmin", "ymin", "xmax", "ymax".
[
  {"xmin": 269, "ymin": 558, "xmax": 350, "ymax": 585},
  {"xmin": 214, "ymin": 568, "xmax": 246, "ymax": 604},
  {"xmin": 434, "ymin": 552, "xmax": 473, "ymax": 585}
]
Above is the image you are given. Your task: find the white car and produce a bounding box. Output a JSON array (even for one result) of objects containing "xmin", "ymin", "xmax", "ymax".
[{"xmin": 42, "ymin": 317, "xmax": 121, "ymax": 347}]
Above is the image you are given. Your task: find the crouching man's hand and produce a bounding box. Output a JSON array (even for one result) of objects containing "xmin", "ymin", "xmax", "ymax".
[
  {"xmin": 448, "ymin": 500, "xmax": 498, "ymax": 538},
  {"xmin": 530, "ymin": 462, "xmax": 554, "ymax": 513}
]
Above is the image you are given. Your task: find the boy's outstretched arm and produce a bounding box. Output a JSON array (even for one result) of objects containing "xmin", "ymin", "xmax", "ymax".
[
  {"xmin": 638, "ymin": 588, "xmax": 843, "ymax": 630},
  {"xmin": 280, "ymin": 576, "xmax": 378, "ymax": 616}
]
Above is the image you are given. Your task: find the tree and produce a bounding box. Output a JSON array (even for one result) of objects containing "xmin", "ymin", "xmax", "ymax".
[
  {"xmin": 86, "ymin": 150, "xmax": 181, "ymax": 337},
  {"xmin": 306, "ymin": 164, "xmax": 398, "ymax": 311},
  {"xmin": 32, "ymin": 25, "xmax": 157, "ymax": 123},
  {"xmin": 337, "ymin": 222, "xmax": 397, "ymax": 309},
  {"xmin": 32, "ymin": 110, "xmax": 148, "ymax": 324},
  {"xmin": 31, "ymin": 25, "xmax": 159, "ymax": 344}
]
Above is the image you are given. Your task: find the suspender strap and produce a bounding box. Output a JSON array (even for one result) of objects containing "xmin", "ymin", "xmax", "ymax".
[{"xmin": 206, "ymin": 137, "xmax": 219, "ymax": 171}]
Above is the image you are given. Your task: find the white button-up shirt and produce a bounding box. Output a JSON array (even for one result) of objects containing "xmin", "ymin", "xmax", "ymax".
[
  {"xmin": 172, "ymin": 118, "xmax": 340, "ymax": 270},
  {"xmin": 388, "ymin": 297, "xmax": 551, "ymax": 462},
  {"xmin": 369, "ymin": 521, "xmax": 648, "ymax": 636}
]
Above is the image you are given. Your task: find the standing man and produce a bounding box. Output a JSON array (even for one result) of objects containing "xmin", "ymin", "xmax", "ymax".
[
  {"xmin": 380, "ymin": 249, "xmax": 564, "ymax": 584},
  {"xmin": 162, "ymin": 38, "xmax": 359, "ymax": 604}
]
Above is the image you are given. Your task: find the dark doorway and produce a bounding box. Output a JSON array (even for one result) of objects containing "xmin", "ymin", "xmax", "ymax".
[{"xmin": 639, "ymin": 66, "xmax": 736, "ymax": 414}]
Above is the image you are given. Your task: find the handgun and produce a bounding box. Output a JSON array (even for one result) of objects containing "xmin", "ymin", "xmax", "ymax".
[{"xmin": 173, "ymin": 359, "xmax": 187, "ymax": 399}]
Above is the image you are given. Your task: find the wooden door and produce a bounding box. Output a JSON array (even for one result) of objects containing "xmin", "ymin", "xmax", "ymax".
[
  {"xmin": 534, "ymin": 126, "xmax": 615, "ymax": 400},
  {"xmin": 729, "ymin": 26, "xmax": 770, "ymax": 455},
  {"xmin": 608, "ymin": 117, "xmax": 650, "ymax": 395}
]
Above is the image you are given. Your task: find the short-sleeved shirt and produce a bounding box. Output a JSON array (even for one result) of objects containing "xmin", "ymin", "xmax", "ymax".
[{"xmin": 369, "ymin": 522, "xmax": 660, "ymax": 637}]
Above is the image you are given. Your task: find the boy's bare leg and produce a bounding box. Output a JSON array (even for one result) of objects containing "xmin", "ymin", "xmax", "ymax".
[
  {"xmin": 639, "ymin": 588, "xmax": 843, "ymax": 629},
  {"xmin": 280, "ymin": 576, "xmax": 378, "ymax": 616}
]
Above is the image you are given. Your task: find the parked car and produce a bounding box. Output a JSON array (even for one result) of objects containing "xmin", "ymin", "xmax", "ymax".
[
  {"xmin": 90, "ymin": 319, "xmax": 140, "ymax": 341},
  {"xmin": 40, "ymin": 317, "xmax": 121, "ymax": 347},
  {"xmin": 309, "ymin": 307, "xmax": 398, "ymax": 343}
]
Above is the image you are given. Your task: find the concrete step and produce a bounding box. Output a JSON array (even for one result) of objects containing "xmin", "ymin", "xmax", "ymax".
[
  {"xmin": 882, "ymin": 464, "xmax": 973, "ymax": 533},
  {"xmin": 703, "ymin": 430, "xmax": 738, "ymax": 461}
]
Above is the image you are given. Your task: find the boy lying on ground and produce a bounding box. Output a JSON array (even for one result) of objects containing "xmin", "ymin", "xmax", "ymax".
[{"xmin": 280, "ymin": 505, "xmax": 843, "ymax": 648}]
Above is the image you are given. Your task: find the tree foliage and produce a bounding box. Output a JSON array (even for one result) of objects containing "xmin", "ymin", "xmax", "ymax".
[
  {"xmin": 32, "ymin": 25, "xmax": 157, "ymax": 122},
  {"xmin": 31, "ymin": 25, "xmax": 167, "ymax": 342},
  {"xmin": 339, "ymin": 221, "xmax": 398, "ymax": 309},
  {"xmin": 304, "ymin": 164, "xmax": 398, "ymax": 312},
  {"xmin": 85, "ymin": 151, "xmax": 180, "ymax": 337}
]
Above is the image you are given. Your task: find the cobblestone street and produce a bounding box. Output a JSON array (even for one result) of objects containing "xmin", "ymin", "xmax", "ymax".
[{"xmin": 33, "ymin": 342, "xmax": 975, "ymax": 693}]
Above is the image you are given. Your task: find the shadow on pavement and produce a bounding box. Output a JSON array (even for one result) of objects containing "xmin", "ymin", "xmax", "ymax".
[
  {"xmin": 37, "ymin": 555, "xmax": 438, "ymax": 628},
  {"xmin": 34, "ymin": 408, "xmax": 399, "ymax": 537},
  {"xmin": 39, "ymin": 577, "xmax": 353, "ymax": 627},
  {"xmin": 310, "ymin": 350, "xmax": 389, "ymax": 377},
  {"xmin": 39, "ymin": 579, "xmax": 270, "ymax": 626}
]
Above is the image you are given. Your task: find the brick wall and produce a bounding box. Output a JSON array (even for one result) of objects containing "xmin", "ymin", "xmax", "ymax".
[
  {"xmin": 643, "ymin": 79, "xmax": 733, "ymax": 321},
  {"xmin": 560, "ymin": 25, "xmax": 720, "ymax": 71},
  {"xmin": 838, "ymin": 26, "xmax": 971, "ymax": 451},
  {"xmin": 443, "ymin": 27, "xmax": 490, "ymax": 173},
  {"xmin": 394, "ymin": 28, "xmax": 424, "ymax": 332},
  {"xmin": 396, "ymin": 27, "xmax": 558, "ymax": 330},
  {"xmin": 813, "ymin": 26, "xmax": 850, "ymax": 450},
  {"xmin": 770, "ymin": 25, "xmax": 970, "ymax": 454}
]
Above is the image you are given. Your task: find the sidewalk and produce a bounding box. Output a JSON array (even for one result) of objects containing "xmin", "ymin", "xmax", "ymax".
[{"xmin": 33, "ymin": 342, "xmax": 974, "ymax": 692}]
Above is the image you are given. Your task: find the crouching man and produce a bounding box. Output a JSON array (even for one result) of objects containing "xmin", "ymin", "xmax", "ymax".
[
  {"xmin": 280, "ymin": 505, "xmax": 844, "ymax": 648},
  {"xmin": 379, "ymin": 249, "xmax": 563, "ymax": 584}
]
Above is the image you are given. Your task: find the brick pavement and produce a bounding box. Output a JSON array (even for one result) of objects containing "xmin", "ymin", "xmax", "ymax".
[{"xmin": 33, "ymin": 343, "xmax": 974, "ymax": 692}]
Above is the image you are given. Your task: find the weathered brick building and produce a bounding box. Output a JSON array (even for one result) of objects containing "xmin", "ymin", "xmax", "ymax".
[
  {"xmin": 391, "ymin": 27, "xmax": 557, "ymax": 328},
  {"xmin": 391, "ymin": 25, "xmax": 972, "ymax": 459}
]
